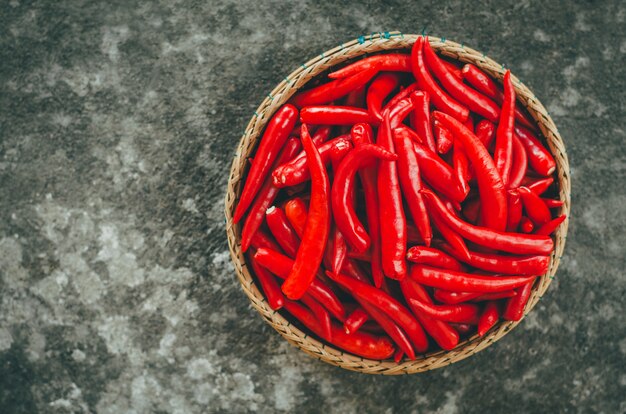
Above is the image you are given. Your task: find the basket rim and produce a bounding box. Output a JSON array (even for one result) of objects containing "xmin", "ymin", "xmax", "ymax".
[{"xmin": 224, "ymin": 32, "xmax": 571, "ymax": 375}]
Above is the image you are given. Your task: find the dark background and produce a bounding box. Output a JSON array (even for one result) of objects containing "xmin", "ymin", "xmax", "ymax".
[{"xmin": 0, "ymin": 1, "xmax": 624, "ymax": 412}]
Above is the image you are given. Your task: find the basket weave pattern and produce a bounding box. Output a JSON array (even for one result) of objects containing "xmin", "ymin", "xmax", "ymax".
[{"xmin": 225, "ymin": 32, "xmax": 570, "ymax": 374}]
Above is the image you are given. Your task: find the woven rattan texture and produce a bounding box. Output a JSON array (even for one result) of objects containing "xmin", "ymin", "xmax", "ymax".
[{"xmin": 225, "ymin": 32, "xmax": 570, "ymax": 375}]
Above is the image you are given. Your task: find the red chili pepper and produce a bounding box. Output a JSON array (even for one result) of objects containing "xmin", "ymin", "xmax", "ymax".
[
  {"xmin": 535, "ymin": 214, "xmax": 566, "ymax": 236},
  {"xmin": 249, "ymin": 229, "xmax": 283, "ymax": 253},
  {"xmin": 284, "ymin": 197, "xmax": 308, "ymax": 238},
  {"xmin": 377, "ymin": 114, "xmax": 408, "ymax": 280},
  {"xmin": 393, "ymin": 132, "xmax": 433, "ymax": 246},
  {"xmin": 519, "ymin": 217, "xmax": 534, "ymax": 233},
  {"xmin": 421, "ymin": 189, "xmax": 554, "ymax": 255},
  {"xmin": 434, "ymin": 120, "xmax": 454, "ymax": 154},
  {"xmin": 472, "ymin": 291, "xmax": 517, "ymax": 301},
  {"xmin": 518, "ymin": 186, "xmax": 551, "ymax": 226},
  {"xmin": 503, "ymin": 280, "xmax": 534, "ymax": 321},
  {"xmin": 433, "ymin": 111, "xmax": 508, "ymax": 231},
  {"xmin": 439, "ymin": 242, "xmax": 550, "ymax": 275},
  {"xmin": 410, "ymin": 90, "xmax": 437, "ymax": 152},
  {"xmin": 384, "ymin": 83, "xmax": 419, "ymax": 113},
  {"xmin": 411, "ymin": 37, "xmax": 469, "ymax": 121},
  {"xmin": 351, "ymin": 124, "xmax": 384, "ymax": 288},
  {"xmin": 406, "ymin": 246, "xmax": 464, "ymax": 271},
  {"xmin": 507, "ymin": 189, "xmax": 523, "ymax": 232},
  {"xmin": 461, "ymin": 64, "xmax": 536, "ymax": 130},
  {"xmin": 515, "ymin": 126, "xmax": 556, "ymax": 176},
  {"xmin": 253, "ymin": 247, "xmax": 345, "ymax": 320},
  {"xmin": 387, "ymin": 97, "xmax": 415, "ymax": 128},
  {"xmin": 411, "ymin": 265, "xmax": 536, "ymax": 293},
  {"xmin": 542, "ymin": 198, "xmax": 564, "ymax": 209},
  {"xmin": 311, "ymin": 125, "xmax": 332, "ymax": 145},
  {"xmin": 234, "ymin": 104, "xmax": 299, "ymax": 223},
  {"xmin": 475, "ymin": 119, "xmax": 496, "ymax": 149},
  {"xmin": 453, "ymin": 139, "xmax": 471, "ymax": 196},
  {"xmin": 343, "ymin": 307, "xmax": 369, "ymax": 334},
  {"xmin": 325, "ymin": 152, "xmax": 350, "ymax": 274},
  {"xmin": 328, "ymin": 54, "xmax": 411, "ymax": 79},
  {"xmin": 300, "ymin": 106, "xmax": 375, "ymax": 125},
  {"xmin": 526, "ymin": 176, "xmax": 554, "ymax": 195},
  {"xmin": 423, "ymin": 39, "xmax": 500, "ymax": 121},
  {"xmin": 393, "ymin": 129, "xmax": 467, "ymax": 202},
  {"xmin": 343, "ymin": 85, "xmax": 366, "ymax": 108},
  {"xmin": 273, "ymin": 137, "xmax": 352, "ymax": 188},
  {"xmin": 332, "ymin": 144, "xmax": 397, "ymax": 252},
  {"xmin": 462, "ymin": 197, "xmax": 481, "ymax": 224},
  {"xmin": 478, "ymin": 301, "xmax": 500, "ymax": 336},
  {"xmin": 433, "ymin": 290, "xmax": 481, "ymax": 305},
  {"xmin": 441, "ymin": 59, "xmax": 463, "ymax": 79},
  {"xmin": 327, "ymin": 271, "xmax": 429, "ymax": 352},
  {"xmin": 450, "ymin": 323, "xmax": 473, "ymax": 335},
  {"xmin": 292, "ymin": 65, "xmax": 380, "ymax": 107},
  {"xmin": 494, "ymin": 71, "xmax": 516, "ymax": 186},
  {"xmin": 281, "ymin": 125, "xmax": 331, "ymax": 299},
  {"xmin": 509, "ymin": 134, "xmax": 528, "ymax": 189},
  {"xmin": 401, "ymin": 278, "xmax": 460, "ymax": 350},
  {"xmin": 266, "ymin": 206, "xmax": 300, "ymax": 258},
  {"xmin": 240, "ymin": 137, "xmax": 302, "ymax": 252},
  {"xmin": 429, "ymin": 211, "xmax": 471, "ymax": 261},
  {"xmin": 248, "ymin": 251, "xmax": 285, "ymax": 310},
  {"xmin": 367, "ymin": 73, "xmax": 401, "ymax": 123},
  {"xmin": 282, "ymin": 301, "xmax": 395, "ymax": 360},
  {"xmin": 300, "ymin": 293, "xmax": 332, "ymax": 341},
  {"xmin": 360, "ymin": 300, "xmax": 415, "ymax": 360},
  {"xmin": 408, "ymin": 299, "xmax": 480, "ymax": 324}
]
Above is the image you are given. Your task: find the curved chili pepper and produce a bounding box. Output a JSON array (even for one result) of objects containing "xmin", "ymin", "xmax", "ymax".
[
  {"xmin": 411, "ymin": 37, "xmax": 469, "ymax": 121},
  {"xmin": 439, "ymin": 243, "xmax": 550, "ymax": 275},
  {"xmin": 266, "ymin": 206, "xmax": 300, "ymax": 258},
  {"xmin": 325, "ymin": 153, "xmax": 349, "ymax": 274},
  {"xmin": 453, "ymin": 139, "xmax": 470, "ymax": 196},
  {"xmin": 430, "ymin": 211, "xmax": 471, "ymax": 261},
  {"xmin": 248, "ymin": 251, "xmax": 285, "ymax": 310},
  {"xmin": 344, "ymin": 307, "xmax": 369, "ymax": 334},
  {"xmin": 240, "ymin": 138, "xmax": 302, "ymax": 252},
  {"xmin": 300, "ymin": 293, "xmax": 332, "ymax": 341},
  {"xmin": 535, "ymin": 214, "xmax": 566, "ymax": 236},
  {"xmin": 332, "ymin": 144, "xmax": 397, "ymax": 252},
  {"xmin": 249, "ymin": 229, "xmax": 283, "ymax": 253},
  {"xmin": 509, "ymin": 135, "xmax": 528, "ymax": 189},
  {"xmin": 434, "ymin": 120, "xmax": 454, "ymax": 154},
  {"xmin": 343, "ymin": 85, "xmax": 366, "ymax": 107},
  {"xmin": 367, "ymin": 73, "xmax": 401, "ymax": 123},
  {"xmin": 478, "ymin": 301, "xmax": 500, "ymax": 336},
  {"xmin": 284, "ymin": 197, "xmax": 308, "ymax": 238},
  {"xmin": 461, "ymin": 64, "xmax": 536, "ymax": 130},
  {"xmin": 234, "ymin": 104, "xmax": 299, "ymax": 223},
  {"xmin": 518, "ymin": 186, "xmax": 551, "ymax": 226},
  {"xmin": 387, "ymin": 97, "xmax": 415, "ymax": 128},
  {"xmin": 384, "ymin": 83, "xmax": 419, "ymax": 113},
  {"xmin": 503, "ymin": 280, "xmax": 534, "ymax": 321},
  {"xmin": 507, "ymin": 189, "xmax": 523, "ymax": 232},
  {"xmin": 408, "ymin": 299, "xmax": 480, "ymax": 324},
  {"xmin": 433, "ymin": 290, "xmax": 481, "ymax": 305},
  {"xmin": 515, "ymin": 126, "xmax": 556, "ymax": 176},
  {"xmin": 410, "ymin": 90, "xmax": 437, "ymax": 152},
  {"xmin": 292, "ymin": 64, "xmax": 380, "ymax": 107},
  {"xmin": 273, "ymin": 137, "xmax": 352, "ymax": 188},
  {"xmin": 421, "ymin": 189, "xmax": 553, "ymax": 255},
  {"xmin": 423, "ymin": 39, "xmax": 499, "ymax": 121},
  {"xmin": 406, "ymin": 246, "xmax": 464, "ymax": 271},
  {"xmin": 327, "ymin": 271, "xmax": 429, "ymax": 352},
  {"xmin": 393, "ymin": 132, "xmax": 432, "ymax": 246},
  {"xmin": 283, "ymin": 301, "xmax": 395, "ymax": 360},
  {"xmin": 542, "ymin": 198, "xmax": 564, "ymax": 209},
  {"xmin": 494, "ymin": 71, "xmax": 516, "ymax": 186},
  {"xmin": 527, "ymin": 177, "xmax": 554, "ymax": 195},
  {"xmin": 520, "ymin": 217, "xmax": 534, "ymax": 233},
  {"xmin": 351, "ymin": 123, "xmax": 384, "ymax": 288},
  {"xmin": 475, "ymin": 119, "xmax": 496, "ymax": 149},
  {"xmin": 394, "ymin": 129, "xmax": 467, "ymax": 202},
  {"xmin": 328, "ymin": 53, "xmax": 411, "ymax": 79},
  {"xmin": 411, "ymin": 265, "xmax": 536, "ymax": 293},
  {"xmin": 433, "ymin": 111, "xmax": 508, "ymax": 231},
  {"xmin": 360, "ymin": 300, "xmax": 415, "ymax": 360},
  {"xmin": 253, "ymin": 247, "xmax": 345, "ymax": 320},
  {"xmin": 282, "ymin": 125, "xmax": 331, "ymax": 299},
  {"xmin": 377, "ymin": 114, "xmax": 408, "ymax": 280},
  {"xmin": 441, "ymin": 59, "xmax": 462, "ymax": 79},
  {"xmin": 401, "ymin": 278, "xmax": 460, "ymax": 350},
  {"xmin": 300, "ymin": 106, "xmax": 375, "ymax": 125}
]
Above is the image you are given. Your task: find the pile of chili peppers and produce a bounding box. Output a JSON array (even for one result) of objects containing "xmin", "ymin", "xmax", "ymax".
[{"xmin": 233, "ymin": 37, "xmax": 565, "ymax": 361}]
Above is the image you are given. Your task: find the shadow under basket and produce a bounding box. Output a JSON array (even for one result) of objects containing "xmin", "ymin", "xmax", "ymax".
[{"xmin": 225, "ymin": 32, "xmax": 571, "ymax": 375}]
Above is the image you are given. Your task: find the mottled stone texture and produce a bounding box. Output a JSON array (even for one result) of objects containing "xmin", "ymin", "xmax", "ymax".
[{"xmin": 0, "ymin": 0, "xmax": 624, "ymax": 412}]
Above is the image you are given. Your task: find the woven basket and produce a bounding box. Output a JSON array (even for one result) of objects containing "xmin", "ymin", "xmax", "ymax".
[{"xmin": 225, "ymin": 32, "xmax": 570, "ymax": 374}]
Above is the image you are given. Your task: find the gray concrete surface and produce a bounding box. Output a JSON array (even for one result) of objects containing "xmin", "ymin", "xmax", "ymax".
[{"xmin": 0, "ymin": 0, "xmax": 624, "ymax": 412}]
